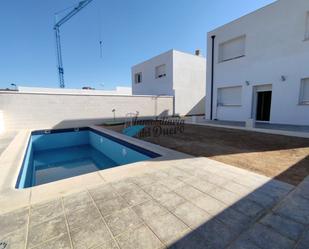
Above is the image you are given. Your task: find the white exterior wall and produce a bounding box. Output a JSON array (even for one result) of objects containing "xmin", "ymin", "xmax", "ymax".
[
  {"xmin": 132, "ymin": 50, "xmax": 206, "ymax": 116},
  {"xmin": 206, "ymin": 0, "xmax": 309, "ymax": 125},
  {"xmin": 173, "ymin": 51, "xmax": 206, "ymax": 116},
  {"xmin": 17, "ymin": 86, "xmax": 132, "ymax": 95},
  {"xmin": 0, "ymin": 92, "xmax": 173, "ymax": 131},
  {"xmin": 132, "ymin": 51, "xmax": 174, "ymax": 96}
]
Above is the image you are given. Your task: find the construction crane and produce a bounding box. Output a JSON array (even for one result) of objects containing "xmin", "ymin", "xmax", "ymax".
[{"xmin": 54, "ymin": 0, "xmax": 94, "ymax": 88}]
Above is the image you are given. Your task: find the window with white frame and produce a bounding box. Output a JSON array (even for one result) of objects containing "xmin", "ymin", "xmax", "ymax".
[
  {"xmin": 219, "ymin": 35, "xmax": 246, "ymax": 62},
  {"xmin": 155, "ymin": 64, "xmax": 166, "ymax": 79},
  {"xmin": 217, "ymin": 86, "xmax": 242, "ymax": 106},
  {"xmin": 134, "ymin": 72, "xmax": 142, "ymax": 84},
  {"xmin": 300, "ymin": 78, "xmax": 309, "ymax": 104},
  {"xmin": 305, "ymin": 12, "xmax": 309, "ymax": 40}
]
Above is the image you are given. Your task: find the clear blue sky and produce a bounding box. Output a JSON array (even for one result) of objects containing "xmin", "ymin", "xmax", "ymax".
[{"xmin": 0, "ymin": 0, "xmax": 275, "ymax": 90}]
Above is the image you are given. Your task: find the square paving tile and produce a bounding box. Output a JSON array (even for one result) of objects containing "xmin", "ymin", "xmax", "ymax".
[
  {"xmin": 296, "ymin": 177, "xmax": 309, "ymax": 200},
  {"xmin": 237, "ymin": 223, "xmax": 295, "ymax": 249},
  {"xmin": 70, "ymin": 219, "xmax": 113, "ymax": 249},
  {"xmin": 260, "ymin": 213, "xmax": 305, "ymax": 241},
  {"xmin": 275, "ymin": 194, "xmax": 309, "ymax": 225},
  {"xmin": 30, "ymin": 199, "xmax": 63, "ymax": 226},
  {"xmin": 142, "ymin": 183, "xmax": 170, "ymax": 199},
  {"xmin": 132, "ymin": 200, "xmax": 168, "ymax": 221},
  {"xmin": 172, "ymin": 201, "xmax": 211, "ymax": 228},
  {"xmin": 174, "ymin": 164, "xmax": 201, "ymax": 176},
  {"xmin": 62, "ymin": 191, "xmax": 93, "ymax": 213},
  {"xmin": 223, "ymin": 181, "xmax": 252, "ymax": 196},
  {"xmin": 167, "ymin": 230, "xmax": 210, "ymax": 249},
  {"xmin": 257, "ymin": 183, "xmax": 290, "ymax": 201},
  {"xmin": 105, "ymin": 207, "xmax": 142, "ymax": 236},
  {"xmin": 298, "ymin": 176, "xmax": 309, "ymax": 187},
  {"xmin": 89, "ymin": 184, "xmax": 119, "ymax": 202},
  {"xmin": 0, "ymin": 208, "xmax": 29, "ymax": 238},
  {"xmin": 294, "ymin": 188, "xmax": 309, "ymax": 200},
  {"xmin": 30, "ymin": 233, "xmax": 71, "ymax": 249},
  {"xmin": 196, "ymin": 219, "xmax": 237, "ymax": 249},
  {"xmin": 146, "ymin": 212, "xmax": 189, "ymax": 244},
  {"xmin": 96, "ymin": 196, "xmax": 129, "ymax": 217},
  {"xmin": 66, "ymin": 203, "xmax": 101, "ymax": 230},
  {"xmin": 155, "ymin": 192, "xmax": 186, "ymax": 211},
  {"xmin": 92, "ymin": 239, "xmax": 119, "ymax": 249},
  {"xmin": 0, "ymin": 228, "xmax": 26, "ymax": 249},
  {"xmin": 265, "ymin": 180, "xmax": 293, "ymax": 192},
  {"xmin": 229, "ymin": 237, "xmax": 263, "ymax": 249},
  {"xmin": 27, "ymin": 215, "xmax": 67, "ymax": 248},
  {"xmin": 111, "ymin": 180, "xmax": 140, "ymax": 194},
  {"xmin": 147, "ymin": 170, "xmax": 170, "ymax": 180},
  {"xmin": 158, "ymin": 177, "xmax": 185, "ymax": 190},
  {"xmin": 215, "ymin": 208, "xmax": 251, "ymax": 234},
  {"xmin": 199, "ymin": 172, "xmax": 229, "ymax": 186},
  {"xmin": 207, "ymin": 186, "xmax": 241, "ymax": 205},
  {"xmin": 122, "ymin": 189, "xmax": 151, "ymax": 206},
  {"xmin": 191, "ymin": 194, "xmax": 227, "ymax": 216},
  {"xmin": 231, "ymin": 198, "xmax": 266, "ymax": 218},
  {"xmin": 295, "ymin": 229, "xmax": 309, "ymax": 249},
  {"xmin": 116, "ymin": 224, "xmax": 163, "ymax": 249},
  {"xmin": 163, "ymin": 168, "xmax": 192, "ymax": 181},
  {"xmin": 201, "ymin": 166, "xmax": 238, "ymax": 181},
  {"xmin": 174, "ymin": 184, "xmax": 204, "ymax": 200},
  {"xmin": 246, "ymin": 191, "xmax": 277, "ymax": 209},
  {"xmin": 184, "ymin": 177, "xmax": 217, "ymax": 194},
  {"xmin": 130, "ymin": 174, "xmax": 156, "ymax": 187}
]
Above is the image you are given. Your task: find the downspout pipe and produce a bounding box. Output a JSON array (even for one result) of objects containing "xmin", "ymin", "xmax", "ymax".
[{"xmin": 210, "ymin": 35, "xmax": 216, "ymax": 120}]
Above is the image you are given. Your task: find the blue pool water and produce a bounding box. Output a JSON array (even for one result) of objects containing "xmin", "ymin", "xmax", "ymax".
[{"xmin": 16, "ymin": 128, "xmax": 160, "ymax": 188}]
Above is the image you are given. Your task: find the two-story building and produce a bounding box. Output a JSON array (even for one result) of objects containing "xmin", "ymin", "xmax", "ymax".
[
  {"xmin": 132, "ymin": 49, "xmax": 206, "ymax": 116},
  {"xmin": 206, "ymin": 0, "xmax": 309, "ymax": 125}
]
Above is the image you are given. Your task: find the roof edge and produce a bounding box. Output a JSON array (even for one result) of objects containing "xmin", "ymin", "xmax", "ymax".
[{"xmin": 208, "ymin": 0, "xmax": 279, "ymax": 34}]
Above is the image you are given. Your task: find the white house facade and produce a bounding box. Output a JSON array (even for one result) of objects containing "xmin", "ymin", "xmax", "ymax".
[
  {"xmin": 132, "ymin": 50, "xmax": 206, "ymax": 116},
  {"xmin": 206, "ymin": 0, "xmax": 309, "ymax": 125}
]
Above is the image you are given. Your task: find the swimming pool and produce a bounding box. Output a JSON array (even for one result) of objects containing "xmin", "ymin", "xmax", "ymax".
[{"xmin": 16, "ymin": 127, "xmax": 160, "ymax": 189}]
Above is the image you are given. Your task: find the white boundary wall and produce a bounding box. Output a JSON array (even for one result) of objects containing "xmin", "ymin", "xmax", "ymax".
[
  {"xmin": 0, "ymin": 92, "xmax": 173, "ymax": 131},
  {"xmin": 17, "ymin": 86, "xmax": 132, "ymax": 95}
]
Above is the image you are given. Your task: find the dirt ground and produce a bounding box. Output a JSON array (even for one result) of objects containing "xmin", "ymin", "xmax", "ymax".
[{"xmin": 106, "ymin": 124, "xmax": 309, "ymax": 186}]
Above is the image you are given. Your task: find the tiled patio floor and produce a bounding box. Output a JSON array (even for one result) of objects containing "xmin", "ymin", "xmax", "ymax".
[
  {"xmin": 1, "ymin": 158, "xmax": 309, "ymax": 249},
  {"xmin": 196, "ymin": 120, "xmax": 309, "ymax": 133},
  {"xmin": 0, "ymin": 131, "xmax": 16, "ymax": 156}
]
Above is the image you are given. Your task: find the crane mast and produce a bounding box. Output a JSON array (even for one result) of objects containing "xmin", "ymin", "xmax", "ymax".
[{"xmin": 54, "ymin": 0, "xmax": 93, "ymax": 88}]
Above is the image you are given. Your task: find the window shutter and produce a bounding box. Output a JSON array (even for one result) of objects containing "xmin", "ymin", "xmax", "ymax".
[
  {"xmin": 300, "ymin": 78, "xmax": 309, "ymax": 103},
  {"xmin": 219, "ymin": 36, "xmax": 246, "ymax": 62},
  {"xmin": 155, "ymin": 64, "xmax": 166, "ymax": 78},
  {"xmin": 305, "ymin": 12, "xmax": 309, "ymax": 40},
  {"xmin": 218, "ymin": 86, "xmax": 242, "ymax": 106}
]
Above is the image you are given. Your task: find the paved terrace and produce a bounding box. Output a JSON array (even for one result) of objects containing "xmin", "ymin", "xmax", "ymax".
[
  {"xmin": 1, "ymin": 157, "xmax": 309, "ymax": 249},
  {"xmin": 185, "ymin": 119, "xmax": 309, "ymax": 139},
  {"xmin": 0, "ymin": 131, "xmax": 17, "ymax": 157},
  {"xmin": 197, "ymin": 120, "xmax": 309, "ymax": 133}
]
